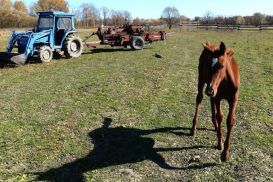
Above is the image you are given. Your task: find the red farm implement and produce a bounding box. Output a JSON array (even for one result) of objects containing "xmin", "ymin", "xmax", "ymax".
[{"xmin": 84, "ymin": 24, "xmax": 166, "ymax": 50}]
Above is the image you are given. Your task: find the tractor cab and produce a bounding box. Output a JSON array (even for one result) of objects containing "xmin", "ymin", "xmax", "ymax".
[
  {"xmin": 6, "ymin": 11, "xmax": 83, "ymax": 65},
  {"xmin": 36, "ymin": 11, "xmax": 75, "ymax": 45}
]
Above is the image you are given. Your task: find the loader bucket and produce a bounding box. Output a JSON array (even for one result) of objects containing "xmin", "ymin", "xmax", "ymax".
[{"xmin": 11, "ymin": 54, "xmax": 26, "ymax": 65}]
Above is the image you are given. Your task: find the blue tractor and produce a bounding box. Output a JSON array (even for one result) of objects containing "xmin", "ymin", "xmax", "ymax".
[{"xmin": 7, "ymin": 11, "xmax": 83, "ymax": 65}]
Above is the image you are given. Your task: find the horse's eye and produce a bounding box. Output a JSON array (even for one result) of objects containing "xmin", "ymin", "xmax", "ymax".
[{"xmin": 212, "ymin": 63, "xmax": 223, "ymax": 73}]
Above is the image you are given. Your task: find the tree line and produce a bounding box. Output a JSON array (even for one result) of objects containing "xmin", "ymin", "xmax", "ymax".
[
  {"xmin": 195, "ymin": 11, "xmax": 273, "ymax": 26},
  {"xmin": 0, "ymin": 0, "xmax": 158, "ymax": 28},
  {"xmin": 161, "ymin": 8, "xmax": 273, "ymax": 29},
  {"xmin": 1, "ymin": 0, "xmax": 273, "ymax": 29},
  {"xmin": 0, "ymin": 0, "xmax": 35, "ymax": 28}
]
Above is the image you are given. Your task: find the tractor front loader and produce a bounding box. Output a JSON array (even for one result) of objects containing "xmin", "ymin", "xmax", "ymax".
[{"xmin": 6, "ymin": 11, "xmax": 83, "ymax": 65}]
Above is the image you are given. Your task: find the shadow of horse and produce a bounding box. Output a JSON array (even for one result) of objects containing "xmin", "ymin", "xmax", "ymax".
[
  {"xmin": 0, "ymin": 52, "xmax": 17, "ymax": 68},
  {"xmin": 36, "ymin": 118, "xmax": 217, "ymax": 182},
  {"xmin": 83, "ymin": 47, "xmax": 154, "ymax": 55},
  {"xmin": 88, "ymin": 48, "xmax": 132, "ymax": 54}
]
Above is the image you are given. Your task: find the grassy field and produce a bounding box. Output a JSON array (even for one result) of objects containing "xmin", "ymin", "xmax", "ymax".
[{"xmin": 0, "ymin": 29, "xmax": 272, "ymax": 181}]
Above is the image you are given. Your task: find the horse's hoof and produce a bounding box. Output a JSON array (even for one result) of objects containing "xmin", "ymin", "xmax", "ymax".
[
  {"xmin": 221, "ymin": 152, "xmax": 230, "ymax": 162},
  {"xmin": 217, "ymin": 143, "xmax": 223, "ymax": 150},
  {"xmin": 221, "ymin": 155, "xmax": 227, "ymax": 162},
  {"xmin": 190, "ymin": 130, "xmax": 196, "ymax": 137}
]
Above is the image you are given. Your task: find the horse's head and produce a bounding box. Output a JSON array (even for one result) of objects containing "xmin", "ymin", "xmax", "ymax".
[{"xmin": 203, "ymin": 42, "xmax": 233, "ymax": 97}]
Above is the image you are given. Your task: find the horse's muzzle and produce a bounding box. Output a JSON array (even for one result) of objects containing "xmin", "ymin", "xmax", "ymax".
[{"xmin": 205, "ymin": 84, "xmax": 215, "ymax": 97}]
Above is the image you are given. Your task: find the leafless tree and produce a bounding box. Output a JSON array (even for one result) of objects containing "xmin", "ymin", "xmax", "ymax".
[
  {"xmin": 110, "ymin": 10, "xmax": 124, "ymax": 26},
  {"xmin": 123, "ymin": 10, "xmax": 132, "ymax": 23},
  {"xmin": 101, "ymin": 6, "xmax": 110, "ymax": 26},
  {"xmin": 0, "ymin": 0, "xmax": 35, "ymax": 28},
  {"xmin": 179, "ymin": 15, "xmax": 190, "ymax": 24},
  {"xmin": 33, "ymin": 0, "xmax": 69, "ymax": 13},
  {"xmin": 252, "ymin": 12, "xmax": 266, "ymax": 26},
  {"xmin": 202, "ymin": 11, "xmax": 214, "ymax": 24},
  {"xmin": 76, "ymin": 3, "xmax": 100, "ymax": 27},
  {"xmin": 266, "ymin": 15, "xmax": 273, "ymax": 25},
  {"xmin": 234, "ymin": 16, "xmax": 245, "ymax": 25},
  {"xmin": 161, "ymin": 6, "xmax": 180, "ymax": 29}
]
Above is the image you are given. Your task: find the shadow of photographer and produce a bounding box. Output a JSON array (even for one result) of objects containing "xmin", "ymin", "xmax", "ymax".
[{"xmin": 36, "ymin": 118, "xmax": 217, "ymax": 182}]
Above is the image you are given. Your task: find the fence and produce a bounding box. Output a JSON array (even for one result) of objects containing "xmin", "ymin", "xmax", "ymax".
[{"xmin": 178, "ymin": 23, "xmax": 273, "ymax": 32}]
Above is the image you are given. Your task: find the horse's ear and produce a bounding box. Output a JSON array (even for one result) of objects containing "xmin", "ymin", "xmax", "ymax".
[
  {"xmin": 219, "ymin": 42, "xmax": 226, "ymax": 55},
  {"xmin": 227, "ymin": 48, "xmax": 234, "ymax": 57},
  {"xmin": 202, "ymin": 42, "xmax": 213, "ymax": 52}
]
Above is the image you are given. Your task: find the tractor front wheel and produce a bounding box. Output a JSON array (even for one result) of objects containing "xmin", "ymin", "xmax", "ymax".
[
  {"xmin": 130, "ymin": 36, "xmax": 145, "ymax": 50},
  {"xmin": 39, "ymin": 45, "xmax": 53, "ymax": 63},
  {"xmin": 64, "ymin": 35, "xmax": 83, "ymax": 58}
]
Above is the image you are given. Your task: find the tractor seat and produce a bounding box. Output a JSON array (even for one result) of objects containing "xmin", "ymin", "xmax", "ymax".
[{"xmin": 55, "ymin": 29, "xmax": 66, "ymax": 45}]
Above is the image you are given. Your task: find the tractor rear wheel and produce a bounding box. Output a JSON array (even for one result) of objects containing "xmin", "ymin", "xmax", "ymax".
[
  {"xmin": 130, "ymin": 36, "xmax": 145, "ymax": 50},
  {"xmin": 64, "ymin": 35, "xmax": 83, "ymax": 58},
  {"xmin": 39, "ymin": 45, "xmax": 53, "ymax": 63}
]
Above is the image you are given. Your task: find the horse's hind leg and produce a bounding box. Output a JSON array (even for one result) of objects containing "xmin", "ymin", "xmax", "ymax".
[
  {"xmin": 221, "ymin": 97, "xmax": 238, "ymax": 162},
  {"xmin": 191, "ymin": 81, "xmax": 204, "ymax": 136}
]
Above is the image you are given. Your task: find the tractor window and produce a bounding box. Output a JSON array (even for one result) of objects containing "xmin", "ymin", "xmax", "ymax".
[
  {"xmin": 37, "ymin": 17, "xmax": 54, "ymax": 31},
  {"xmin": 57, "ymin": 18, "xmax": 71, "ymax": 30}
]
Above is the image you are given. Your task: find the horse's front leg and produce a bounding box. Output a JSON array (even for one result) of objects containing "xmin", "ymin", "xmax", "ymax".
[
  {"xmin": 210, "ymin": 98, "xmax": 218, "ymax": 132},
  {"xmin": 191, "ymin": 81, "xmax": 205, "ymax": 136},
  {"xmin": 215, "ymin": 99, "xmax": 224, "ymax": 151},
  {"xmin": 221, "ymin": 97, "xmax": 238, "ymax": 162}
]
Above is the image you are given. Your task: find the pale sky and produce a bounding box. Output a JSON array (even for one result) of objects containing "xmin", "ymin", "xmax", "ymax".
[{"xmin": 21, "ymin": 0, "xmax": 273, "ymax": 19}]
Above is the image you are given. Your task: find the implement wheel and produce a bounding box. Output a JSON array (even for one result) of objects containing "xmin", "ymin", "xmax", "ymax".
[
  {"xmin": 130, "ymin": 36, "xmax": 145, "ymax": 50},
  {"xmin": 64, "ymin": 35, "xmax": 83, "ymax": 58},
  {"xmin": 39, "ymin": 45, "xmax": 53, "ymax": 63},
  {"xmin": 160, "ymin": 31, "xmax": 166, "ymax": 40}
]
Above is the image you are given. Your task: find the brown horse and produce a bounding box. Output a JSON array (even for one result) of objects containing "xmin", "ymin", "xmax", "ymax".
[{"xmin": 191, "ymin": 42, "xmax": 240, "ymax": 162}]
